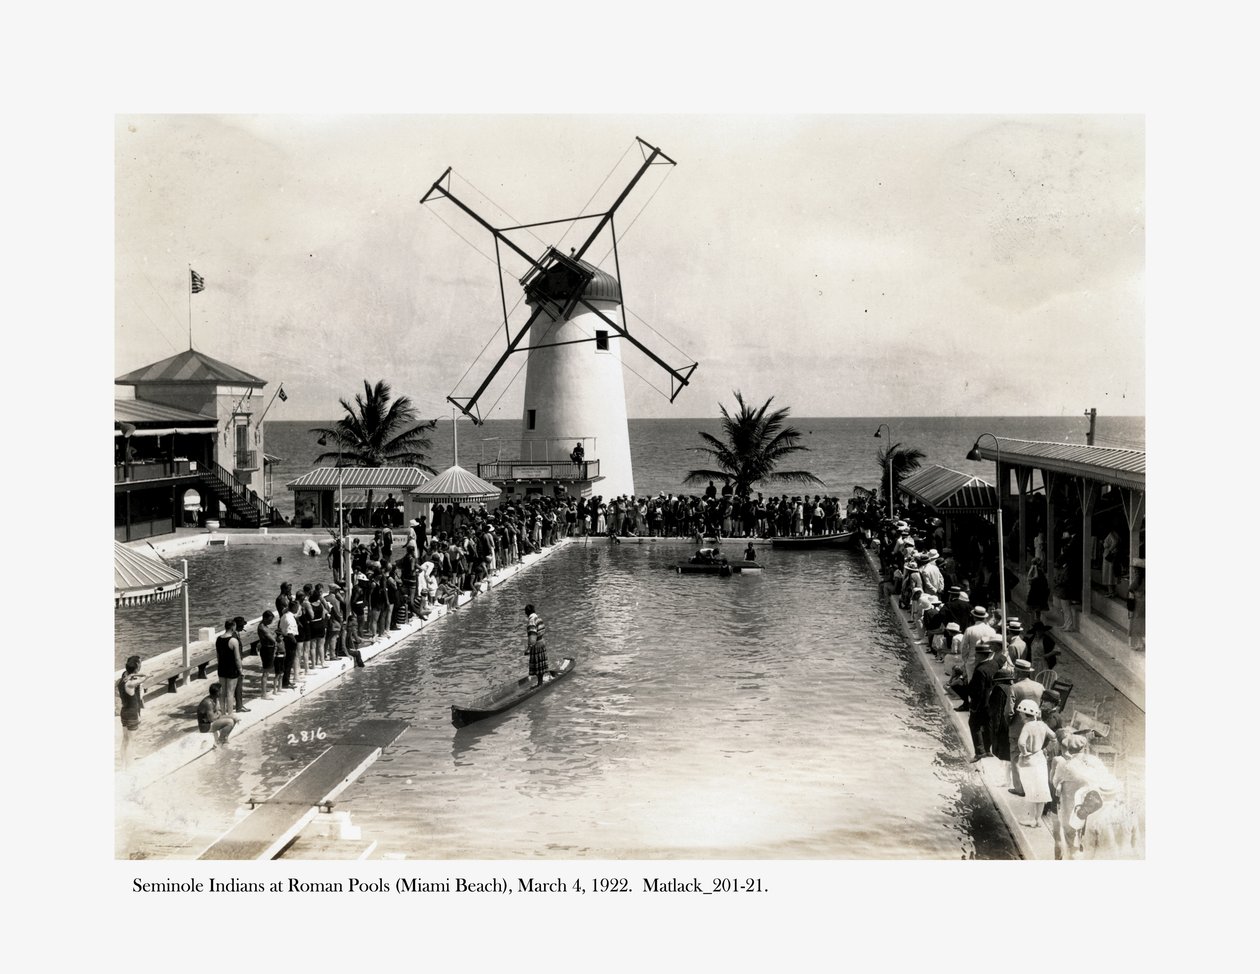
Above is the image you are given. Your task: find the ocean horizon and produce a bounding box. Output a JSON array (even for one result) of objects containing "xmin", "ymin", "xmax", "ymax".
[{"xmin": 260, "ymin": 414, "xmax": 1144, "ymax": 519}]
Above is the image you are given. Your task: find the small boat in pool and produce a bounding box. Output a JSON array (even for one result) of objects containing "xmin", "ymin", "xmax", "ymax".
[
  {"xmin": 770, "ymin": 530, "xmax": 859, "ymax": 550},
  {"xmin": 450, "ymin": 657, "xmax": 577, "ymax": 728},
  {"xmin": 674, "ymin": 560, "xmax": 763, "ymax": 575}
]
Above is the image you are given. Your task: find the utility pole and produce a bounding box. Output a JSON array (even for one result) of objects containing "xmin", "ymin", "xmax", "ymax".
[{"xmin": 1084, "ymin": 408, "xmax": 1097, "ymax": 446}]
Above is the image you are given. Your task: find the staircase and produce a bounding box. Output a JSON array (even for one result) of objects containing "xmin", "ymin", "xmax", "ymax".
[{"xmin": 198, "ymin": 460, "xmax": 284, "ymax": 528}]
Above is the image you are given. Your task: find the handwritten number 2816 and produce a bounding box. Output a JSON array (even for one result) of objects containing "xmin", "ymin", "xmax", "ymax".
[{"xmin": 287, "ymin": 728, "xmax": 327, "ymax": 745}]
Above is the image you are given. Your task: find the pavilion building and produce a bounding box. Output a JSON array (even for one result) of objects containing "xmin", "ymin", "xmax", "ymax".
[{"xmin": 115, "ymin": 348, "xmax": 281, "ymax": 540}]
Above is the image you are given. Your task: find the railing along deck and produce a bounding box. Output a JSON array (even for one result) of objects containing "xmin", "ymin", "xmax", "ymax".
[{"xmin": 477, "ymin": 459, "xmax": 600, "ymax": 481}]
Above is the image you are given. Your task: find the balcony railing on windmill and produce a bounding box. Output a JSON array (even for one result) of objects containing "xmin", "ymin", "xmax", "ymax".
[
  {"xmin": 234, "ymin": 450, "xmax": 259, "ymax": 472},
  {"xmin": 477, "ymin": 459, "xmax": 601, "ymax": 482},
  {"xmin": 479, "ymin": 436, "xmax": 598, "ymax": 463}
]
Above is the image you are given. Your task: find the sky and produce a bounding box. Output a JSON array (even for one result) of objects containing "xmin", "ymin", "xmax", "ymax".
[{"xmin": 115, "ymin": 114, "xmax": 1143, "ymax": 422}]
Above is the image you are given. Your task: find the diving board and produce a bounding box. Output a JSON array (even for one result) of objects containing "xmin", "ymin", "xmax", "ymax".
[{"xmin": 199, "ymin": 719, "xmax": 408, "ymax": 861}]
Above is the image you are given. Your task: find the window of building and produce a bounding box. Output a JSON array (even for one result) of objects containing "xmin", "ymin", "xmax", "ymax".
[
  {"xmin": 595, "ymin": 330, "xmax": 609, "ymax": 351},
  {"xmin": 527, "ymin": 409, "xmax": 536, "ymax": 430}
]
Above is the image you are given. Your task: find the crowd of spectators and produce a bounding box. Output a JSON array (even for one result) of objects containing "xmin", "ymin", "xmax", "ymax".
[{"xmin": 875, "ymin": 503, "xmax": 1137, "ymax": 858}]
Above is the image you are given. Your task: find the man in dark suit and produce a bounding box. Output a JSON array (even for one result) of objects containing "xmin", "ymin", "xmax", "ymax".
[{"xmin": 964, "ymin": 641, "xmax": 998, "ymax": 760}]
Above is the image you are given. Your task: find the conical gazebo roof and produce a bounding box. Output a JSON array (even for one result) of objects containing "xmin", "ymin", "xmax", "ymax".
[
  {"xmin": 114, "ymin": 542, "xmax": 186, "ymax": 607},
  {"xmin": 410, "ymin": 464, "xmax": 501, "ymax": 504}
]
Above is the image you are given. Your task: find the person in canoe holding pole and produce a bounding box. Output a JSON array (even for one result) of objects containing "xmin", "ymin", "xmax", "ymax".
[{"xmin": 525, "ymin": 603, "xmax": 550, "ymax": 686}]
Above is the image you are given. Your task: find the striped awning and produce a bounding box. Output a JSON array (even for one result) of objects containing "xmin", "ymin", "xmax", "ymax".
[
  {"xmin": 286, "ymin": 466, "xmax": 431, "ymax": 490},
  {"xmin": 115, "ymin": 542, "xmax": 186, "ymax": 607},
  {"xmin": 899, "ymin": 464, "xmax": 997, "ymax": 515},
  {"xmin": 411, "ymin": 464, "xmax": 501, "ymax": 503}
]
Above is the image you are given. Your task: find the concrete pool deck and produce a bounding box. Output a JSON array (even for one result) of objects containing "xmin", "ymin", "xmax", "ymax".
[{"xmin": 858, "ymin": 543, "xmax": 1144, "ymax": 860}]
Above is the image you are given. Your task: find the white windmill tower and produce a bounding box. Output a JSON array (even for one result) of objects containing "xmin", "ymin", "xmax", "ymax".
[{"xmin": 420, "ymin": 137, "xmax": 697, "ymax": 500}]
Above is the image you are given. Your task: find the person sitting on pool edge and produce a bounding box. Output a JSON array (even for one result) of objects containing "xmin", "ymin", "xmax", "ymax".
[
  {"xmin": 525, "ymin": 603, "xmax": 549, "ymax": 686},
  {"xmin": 197, "ymin": 683, "xmax": 237, "ymax": 747}
]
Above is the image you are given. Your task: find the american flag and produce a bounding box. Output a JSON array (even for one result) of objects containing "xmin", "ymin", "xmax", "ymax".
[
  {"xmin": 190, "ymin": 268, "xmax": 205, "ymax": 293},
  {"xmin": 277, "ymin": 385, "xmax": 288, "ymax": 402}
]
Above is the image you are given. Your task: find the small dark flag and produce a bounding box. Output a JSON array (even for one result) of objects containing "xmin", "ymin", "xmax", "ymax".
[
  {"xmin": 190, "ymin": 268, "xmax": 205, "ymax": 293},
  {"xmin": 277, "ymin": 386, "xmax": 288, "ymax": 402}
]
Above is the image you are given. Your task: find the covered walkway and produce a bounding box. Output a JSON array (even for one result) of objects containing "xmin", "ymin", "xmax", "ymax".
[{"xmin": 971, "ymin": 437, "xmax": 1145, "ymax": 693}]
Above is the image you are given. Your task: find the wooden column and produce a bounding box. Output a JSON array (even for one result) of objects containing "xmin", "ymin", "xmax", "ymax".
[
  {"xmin": 1078, "ymin": 479, "xmax": 1098, "ymax": 617},
  {"xmin": 1123, "ymin": 487, "xmax": 1145, "ymax": 633},
  {"xmin": 1016, "ymin": 467, "xmax": 1030, "ymax": 571},
  {"xmin": 1043, "ymin": 470, "xmax": 1056, "ymax": 570}
]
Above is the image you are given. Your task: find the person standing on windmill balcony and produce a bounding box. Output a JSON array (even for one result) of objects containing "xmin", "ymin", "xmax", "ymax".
[{"xmin": 524, "ymin": 603, "xmax": 550, "ymax": 686}]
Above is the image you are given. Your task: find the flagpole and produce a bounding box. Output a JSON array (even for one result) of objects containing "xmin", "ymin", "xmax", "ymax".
[
  {"xmin": 257, "ymin": 384, "xmax": 285, "ymax": 426},
  {"xmin": 187, "ymin": 263, "xmax": 193, "ymax": 349}
]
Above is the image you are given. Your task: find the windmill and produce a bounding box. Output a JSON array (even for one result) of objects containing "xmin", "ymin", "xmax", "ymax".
[{"xmin": 420, "ymin": 137, "xmax": 697, "ymax": 499}]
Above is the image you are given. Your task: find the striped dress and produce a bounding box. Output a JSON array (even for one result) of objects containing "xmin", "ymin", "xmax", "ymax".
[{"xmin": 527, "ymin": 612, "xmax": 548, "ymax": 677}]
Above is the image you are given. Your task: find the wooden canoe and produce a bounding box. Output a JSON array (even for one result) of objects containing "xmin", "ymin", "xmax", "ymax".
[
  {"xmin": 450, "ymin": 657, "xmax": 576, "ymax": 728},
  {"xmin": 770, "ymin": 530, "xmax": 858, "ymax": 550},
  {"xmin": 674, "ymin": 560, "xmax": 763, "ymax": 575}
]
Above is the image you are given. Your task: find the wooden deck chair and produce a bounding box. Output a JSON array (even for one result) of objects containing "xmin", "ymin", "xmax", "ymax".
[
  {"xmin": 1049, "ymin": 677, "xmax": 1074, "ymax": 710},
  {"xmin": 1071, "ymin": 695, "xmax": 1123, "ymax": 770}
]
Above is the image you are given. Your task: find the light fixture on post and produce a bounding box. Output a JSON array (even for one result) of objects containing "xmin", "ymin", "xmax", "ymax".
[
  {"xmin": 873, "ymin": 423, "xmax": 893, "ymax": 519},
  {"xmin": 967, "ymin": 433, "xmax": 1006, "ymax": 650},
  {"xmin": 119, "ymin": 422, "xmax": 137, "ymax": 477}
]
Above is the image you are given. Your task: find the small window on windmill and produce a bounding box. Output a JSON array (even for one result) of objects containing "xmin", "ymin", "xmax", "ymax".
[
  {"xmin": 595, "ymin": 330, "xmax": 609, "ymax": 352},
  {"xmin": 527, "ymin": 409, "xmax": 537, "ymax": 431}
]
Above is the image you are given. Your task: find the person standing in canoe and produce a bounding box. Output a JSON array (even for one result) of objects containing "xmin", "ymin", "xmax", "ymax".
[{"xmin": 525, "ymin": 603, "xmax": 549, "ymax": 686}]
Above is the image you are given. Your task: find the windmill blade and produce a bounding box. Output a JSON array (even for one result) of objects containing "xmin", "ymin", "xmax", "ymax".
[
  {"xmin": 573, "ymin": 297, "xmax": 698, "ymax": 402},
  {"xmin": 447, "ymin": 299, "xmax": 554, "ymax": 425},
  {"xmin": 571, "ymin": 137, "xmax": 676, "ymax": 263},
  {"xmin": 421, "ymin": 167, "xmax": 545, "ymax": 276}
]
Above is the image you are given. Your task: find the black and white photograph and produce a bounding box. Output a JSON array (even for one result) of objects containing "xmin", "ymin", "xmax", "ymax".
[
  {"xmin": 112, "ymin": 113, "xmax": 1144, "ymax": 863},
  {"xmin": 22, "ymin": 3, "xmax": 1254, "ymax": 967}
]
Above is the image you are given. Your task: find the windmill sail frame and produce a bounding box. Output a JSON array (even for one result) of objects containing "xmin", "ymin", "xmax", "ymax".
[{"xmin": 421, "ymin": 137, "xmax": 697, "ymax": 425}]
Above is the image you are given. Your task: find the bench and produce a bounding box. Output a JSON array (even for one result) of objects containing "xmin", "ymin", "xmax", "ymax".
[
  {"xmin": 199, "ymin": 719, "xmax": 407, "ymax": 860},
  {"xmin": 143, "ymin": 635, "xmax": 261, "ymax": 697}
]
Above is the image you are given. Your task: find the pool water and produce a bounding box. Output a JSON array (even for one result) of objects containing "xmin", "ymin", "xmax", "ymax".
[
  {"xmin": 114, "ymin": 541, "xmax": 334, "ymax": 669},
  {"xmin": 117, "ymin": 540, "xmax": 1017, "ymax": 860}
]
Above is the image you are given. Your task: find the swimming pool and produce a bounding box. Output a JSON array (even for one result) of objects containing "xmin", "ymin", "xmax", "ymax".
[
  {"xmin": 117, "ymin": 540, "xmax": 1016, "ymax": 859},
  {"xmin": 113, "ymin": 540, "xmax": 336, "ymax": 669}
]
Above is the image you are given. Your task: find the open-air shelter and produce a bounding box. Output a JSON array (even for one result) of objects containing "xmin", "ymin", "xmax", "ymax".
[
  {"xmin": 286, "ymin": 466, "xmax": 430, "ymax": 529},
  {"xmin": 970, "ymin": 437, "xmax": 1145, "ymax": 634}
]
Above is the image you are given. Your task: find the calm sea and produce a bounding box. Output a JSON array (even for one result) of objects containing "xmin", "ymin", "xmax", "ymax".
[{"xmin": 262, "ymin": 415, "xmax": 1145, "ymax": 518}]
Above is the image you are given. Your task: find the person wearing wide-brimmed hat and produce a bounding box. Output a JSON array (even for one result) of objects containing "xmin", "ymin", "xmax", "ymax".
[
  {"xmin": 961, "ymin": 605, "xmax": 997, "ymax": 681},
  {"xmin": 1051, "ymin": 732, "xmax": 1107, "ymax": 858},
  {"xmin": 1006, "ymin": 619, "xmax": 1029, "ymax": 666},
  {"xmin": 1015, "ymin": 698, "xmax": 1054, "ymax": 826},
  {"xmin": 963, "ymin": 641, "xmax": 997, "ymax": 759},
  {"xmin": 920, "ymin": 549, "xmax": 945, "ymax": 596},
  {"xmin": 1007, "ymin": 659, "xmax": 1044, "ymax": 794},
  {"xmin": 923, "ymin": 596, "xmax": 947, "ymax": 656}
]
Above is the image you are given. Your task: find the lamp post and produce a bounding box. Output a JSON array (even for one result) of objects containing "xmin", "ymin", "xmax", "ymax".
[
  {"xmin": 873, "ymin": 424, "xmax": 893, "ymax": 519},
  {"xmin": 967, "ymin": 433, "xmax": 1007, "ymax": 651}
]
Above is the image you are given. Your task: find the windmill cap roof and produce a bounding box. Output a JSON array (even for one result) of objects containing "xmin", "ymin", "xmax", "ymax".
[{"xmin": 524, "ymin": 256, "xmax": 621, "ymax": 305}]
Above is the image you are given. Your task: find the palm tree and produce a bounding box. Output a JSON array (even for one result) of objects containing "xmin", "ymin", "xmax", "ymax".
[
  {"xmin": 876, "ymin": 440, "xmax": 926, "ymax": 507},
  {"xmin": 683, "ymin": 391, "xmax": 824, "ymax": 496},
  {"xmin": 310, "ymin": 380, "xmax": 438, "ymax": 523}
]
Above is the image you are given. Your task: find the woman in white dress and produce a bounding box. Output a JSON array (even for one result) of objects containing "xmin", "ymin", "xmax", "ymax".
[{"xmin": 1016, "ymin": 698, "xmax": 1054, "ymax": 826}]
